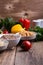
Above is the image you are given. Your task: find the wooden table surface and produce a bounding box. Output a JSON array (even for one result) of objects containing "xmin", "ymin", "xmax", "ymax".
[{"xmin": 0, "ymin": 41, "xmax": 43, "ymax": 65}]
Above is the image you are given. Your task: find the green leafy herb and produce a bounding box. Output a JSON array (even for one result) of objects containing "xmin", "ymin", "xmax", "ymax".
[{"xmin": 29, "ymin": 26, "xmax": 43, "ymax": 41}]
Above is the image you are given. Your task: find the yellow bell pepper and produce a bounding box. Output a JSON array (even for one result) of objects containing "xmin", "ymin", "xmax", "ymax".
[{"xmin": 11, "ymin": 24, "xmax": 24, "ymax": 33}]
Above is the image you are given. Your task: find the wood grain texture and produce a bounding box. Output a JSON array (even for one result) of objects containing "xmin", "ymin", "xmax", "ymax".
[
  {"xmin": 0, "ymin": 47, "xmax": 16, "ymax": 65},
  {"xmin": 15, "ymin": 42, "xmax": 43, "ymax": 65},
  {"xmin": 0, "ymin": 0, "xmax": 43, "ymax": 19}
]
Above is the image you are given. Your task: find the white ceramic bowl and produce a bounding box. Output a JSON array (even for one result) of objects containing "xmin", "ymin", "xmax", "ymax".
[
  {"xmin": 33, "ymin": 19, "xmax": 43, "ymax": 28},
  {"xmin": 2, "ymin": 33, "xmax": 21, "ymax": 48}
]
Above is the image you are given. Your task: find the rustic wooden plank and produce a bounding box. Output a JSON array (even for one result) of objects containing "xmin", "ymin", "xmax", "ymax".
[
  {"xmin": 0, "ymin": 47, "xmax": 16, "ymax": 65},
  {"xmin": 15, "ymin": 42, "xmax": 43, "ymax": 65},
  {"xmin": 0, "ymin": 0, "xmax": 43, "ymax": 19}
]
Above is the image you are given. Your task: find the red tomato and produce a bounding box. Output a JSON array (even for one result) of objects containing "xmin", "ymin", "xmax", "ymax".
[
  {"xmin": 3, "ymin": 30, "xmax": 9, "ymax": 34},
  {"xmin": 21, "ymin": 41, "xmax": 32, "ymax": 51}
]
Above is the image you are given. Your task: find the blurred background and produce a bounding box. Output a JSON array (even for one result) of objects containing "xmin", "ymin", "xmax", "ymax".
[{"xmin": 0, "ymin": 0, "xmax": 43, "ymax": 20}]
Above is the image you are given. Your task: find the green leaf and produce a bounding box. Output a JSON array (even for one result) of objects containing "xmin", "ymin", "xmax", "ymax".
[{"xmin": 0, "ymin": 18, "xmax": 4, "ymax": 29}]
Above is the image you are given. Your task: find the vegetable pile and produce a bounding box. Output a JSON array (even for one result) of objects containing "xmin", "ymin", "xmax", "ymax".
[
  {"xmin": 0, "ymin": 17, "xmax": 43, "ymax": 42},
  {"xmin": 0, "ymin": 17, "xmax": 32, "ymax": 51},
  {"xmin": 0, "ymin": 17, "xmax": 43, "ymax": 51},
  {"xmin": 0, "ymin": 17, "xmax": 22, "ymax": 32},
  {"xmin": 0, "ymin": 17, "xmax": 31, "ymax": 33}
]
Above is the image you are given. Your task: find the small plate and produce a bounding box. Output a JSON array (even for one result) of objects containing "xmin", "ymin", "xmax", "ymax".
[{"xmin": 21, "ymin": 32, "xmax": 37, "ymax": 40}]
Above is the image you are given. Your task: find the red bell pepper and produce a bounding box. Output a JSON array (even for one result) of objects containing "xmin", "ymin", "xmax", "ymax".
[
  {"xmin": 19, "ymin": 18, "xmax": 30, "ymax": 30},
  {"xmin": 24, "ymin": 19, "xmax": 30, "ymax": 30},
  {"xmin": 19, "ymin": 18, "xmax": 25, "ymax": 27}
]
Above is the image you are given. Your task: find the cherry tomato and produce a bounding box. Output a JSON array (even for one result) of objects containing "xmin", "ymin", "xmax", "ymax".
[
  {"xmin": 21, "ymin": 41, "xmax": 32, "ymax": 51},
  {"xmin": 3, "ymin": 29, "xmax": 9, "ymax": 34}
]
